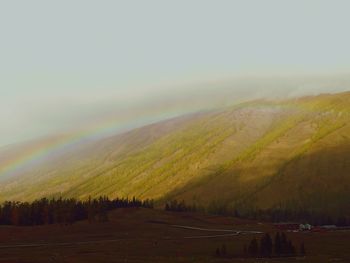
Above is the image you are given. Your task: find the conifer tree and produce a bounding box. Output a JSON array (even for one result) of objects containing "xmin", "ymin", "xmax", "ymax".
[
  {"xmin": 221, "ymin": 244, "xmax": 227, "ymax": 257},
  {"xmin": 260, "ymin": 233, "xmax": 272, "ymax": 257},
  {"xmin": 215, "ymin": 247, "xmax": 220, "ymax": 257},
  {"xmin": 274, "ymin": 232, "xmax": 282, "ymax": 256},
  {"xmin": 248, "ymin": 238, "xmax": 259, "ymax": 257},
  {"xmin": 243, "ymin": 244, "xmax": 248, "ymax": 257},
  {"xmin": 281, "ymin": 232, "xmax": 288, "ymax": 255},
  {"xmin": 300, "ymin": 242, "xmax": 306, "ymax": 256}
]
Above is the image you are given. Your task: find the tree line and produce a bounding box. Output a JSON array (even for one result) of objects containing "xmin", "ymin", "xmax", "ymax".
[
  {"xmin": 164, "ymin": 199, "xmax": 197, "ymax": 212},
  {"xmin": 0, "ymin": 196, "xmax": 153, "ymax": 226},
  {"xmin": 164, "ymin": 199, "xmax": 350, "ymax": 226},
  {"xmin": 213, "ymin": 232, "xmax": 305, "ymax": 259},
  {"xmin": 244, "ymin": 232, "xmax": 305, "ymax": 258}
]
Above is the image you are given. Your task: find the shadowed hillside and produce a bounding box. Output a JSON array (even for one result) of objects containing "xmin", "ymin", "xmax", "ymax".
[{"xmin": 0, "ymin": 92, "xmax": 349, "ymax": 216}]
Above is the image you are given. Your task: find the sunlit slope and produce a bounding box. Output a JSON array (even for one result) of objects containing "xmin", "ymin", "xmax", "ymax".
[
  {"xmin": 0, "ymin": 113, "xmax": 203, "ymax": 201},
  {"xmin": 169, "ymin": 92, "xmax": 350, "ymax": 213},
  {"xmin": 0, "ymin": 92, "xmax": 349, "ymax": 214}
]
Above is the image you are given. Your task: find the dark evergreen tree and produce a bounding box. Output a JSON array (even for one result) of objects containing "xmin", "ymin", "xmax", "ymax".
[
  {"xmin": 248, "ymin": 238, "xmax": 259, "ymax": 257},
  {"xmin": 221, "ymin": 244, "xmax": 227, "ymax": 257},
  {"xmin": 165, "ymin": 203, "xmax": 170, "ymax": 211},
  {"xmin": 280, "ymin": 232, "xmax": 288, "ymax": 255},
  {"xmin": 300, "ymin": 242, "xmax": 306, "ymax": 256},
  {"xmin": 243, "ymin": 244, "xmax": 248, "ymax": 257},
  {"xmin": 287, "ymin": 240, "xmax": 296, "ymax": 256},
  {"xmin": 274, "ymin": 232, "xmax": 282, "ymax": 256},
  {"xmin": 260, "ymin": 233, "xmax": 272, "ymax": 257},
  {"xmin": 215, "ymin": 247, "xmax": 220, "ymax": 257},
  {"xmin": 164, "ymin": 199, "xmax": 197, "ymax": 212}
]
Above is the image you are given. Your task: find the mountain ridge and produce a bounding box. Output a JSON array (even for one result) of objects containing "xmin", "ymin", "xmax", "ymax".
[{"xmin": 0, "ymin": 91, "xmax": 349, "ymax": 216}]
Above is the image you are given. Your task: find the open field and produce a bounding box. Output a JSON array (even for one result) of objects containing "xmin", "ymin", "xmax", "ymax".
[{"xmin": 0, "ymin": 208, "xmax": 349, "ymax": 263}]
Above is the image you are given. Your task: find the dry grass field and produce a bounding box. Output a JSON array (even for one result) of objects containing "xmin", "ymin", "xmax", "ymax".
[{"xmin": 0, "ymin": 208, "xmax": 349, "ymax": 263}]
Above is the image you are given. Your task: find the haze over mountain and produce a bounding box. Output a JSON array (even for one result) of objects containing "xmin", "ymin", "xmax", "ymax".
[
  {"xmin": 1, "ymin": 1, "xmax": 350, "ymax": 221},
  {"xmin": 2, "ymin": 0, "xmax": 350, "ymax": 146},
  {"xmin": 1, "ymin": 91, "xmax": 349, "ymax": 218},
  {"xmin": 2, "ymin": 3, "xmax": 350, "ymax": 263}
]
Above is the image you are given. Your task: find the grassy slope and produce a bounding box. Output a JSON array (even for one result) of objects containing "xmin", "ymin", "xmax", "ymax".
[{"xmin": 0, "ymin": 92, "xmax": 349, "ymax": 214}]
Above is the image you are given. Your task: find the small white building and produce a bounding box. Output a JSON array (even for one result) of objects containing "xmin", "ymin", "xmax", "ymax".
[{"xmin": 299, "ymin": 223, "xmax": 312, "ymax": 231}]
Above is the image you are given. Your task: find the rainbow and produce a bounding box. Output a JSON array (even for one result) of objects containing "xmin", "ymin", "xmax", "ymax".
[
  {"xmin": 0, "ymin": 108, "xmax": 189, "ymax": 178},
  {"xmin": 0, "ymin": 95, "xmax": 330, "ymax": 178}
]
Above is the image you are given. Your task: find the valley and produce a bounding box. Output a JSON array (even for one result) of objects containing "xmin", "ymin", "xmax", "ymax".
[{"xmin": 0, "ymin": 208, "xmax": 349, "ymax": 263}]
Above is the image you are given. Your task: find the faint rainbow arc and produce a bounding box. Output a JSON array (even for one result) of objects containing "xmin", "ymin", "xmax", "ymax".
[{"xmin": 0, "ymin": 108, "xmax": 189, "ymax": 178}]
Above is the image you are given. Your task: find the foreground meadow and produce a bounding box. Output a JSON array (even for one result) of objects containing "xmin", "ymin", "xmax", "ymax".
[{"xmin": 0, "ymin": 208, "xmax": 349, "ymax": 263}]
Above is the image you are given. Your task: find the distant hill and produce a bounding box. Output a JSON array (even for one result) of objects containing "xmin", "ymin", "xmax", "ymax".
[{"xmin": 1, "ymin": 91, "xmax": 349, "ymax": 216}]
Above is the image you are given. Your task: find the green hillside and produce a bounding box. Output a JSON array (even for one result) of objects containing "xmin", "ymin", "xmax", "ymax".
[{"xmin": 1, "ymin": 92, "xmax": 350, "ymax": 216}]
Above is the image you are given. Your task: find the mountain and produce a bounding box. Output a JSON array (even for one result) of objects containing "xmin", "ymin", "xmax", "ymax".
[{"xmin": 0, "ymin": 91, "xmax": 349, "ymax": 216}]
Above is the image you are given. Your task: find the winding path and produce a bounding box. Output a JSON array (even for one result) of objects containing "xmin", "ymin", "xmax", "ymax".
[
  {"xmin": 169, "ymin": 224, "xmax": 263, "ymax": 239},
  {"xmin": 0, "ymin": 223, "xmax": 263, "ymax": 249}
]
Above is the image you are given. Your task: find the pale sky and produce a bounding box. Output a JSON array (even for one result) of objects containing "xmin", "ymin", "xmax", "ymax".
[{"xmin": 1, "ymin": 0, "xmax": 350, "ymax": 146}]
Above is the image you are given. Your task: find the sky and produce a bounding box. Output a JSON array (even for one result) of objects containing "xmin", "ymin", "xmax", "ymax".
[{"xmin": 1, "ymin": 0, "xmax": 350, "ymax": 146}]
